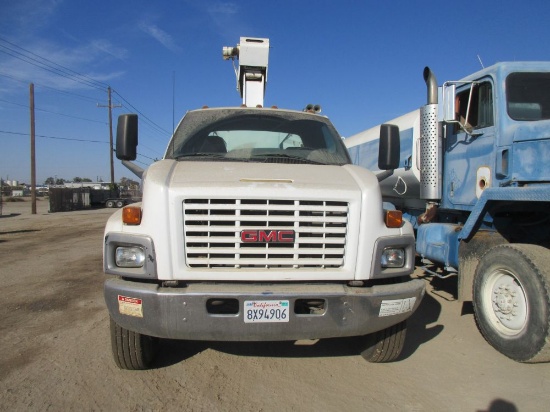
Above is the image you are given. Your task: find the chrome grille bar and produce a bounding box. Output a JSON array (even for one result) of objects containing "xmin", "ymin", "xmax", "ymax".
[{"xmin": 183, "ymin": 199, "xmax": 348, "ymax": 269}]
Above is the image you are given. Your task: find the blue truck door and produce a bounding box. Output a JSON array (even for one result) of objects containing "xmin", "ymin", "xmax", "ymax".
[{"xmin": 442, "ymin": 79, "xmax": 495, "ymax": 211}]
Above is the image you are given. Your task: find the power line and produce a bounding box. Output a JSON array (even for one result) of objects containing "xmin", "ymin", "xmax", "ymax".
[
  {"xmin": 0, "ymin": 46, "xmax": 103, "ymax": 91},
  {"xmin": 133, "ymin": 158, "xmax": 152, "ymax": 167},
  {"xmin": 136, "ymin": 142, "xmax": 164, "ymax": 157},
  {"xmin": 1, "ymin": 72, "xmax": 167, "ymax": 141},
  {"xmin": 38, "ymin": 108, "xmax": 107, "ymax": 124},
  {"xmin": 0, "ymin": 71, "xmax": 31, "ymax": 84},
  {"xmin": 112, "ymin": 89, "xmax": 170, "ymax": 136},
  {"xmin": 0, "ymin": 129, "xmax": 108, "ymax": 144},
  {"xmin": 136, "ymin": 153, "xmax": 157, "ymax": 161},
  {"xmin": 1, "ymin": 94, "xmax": 162, "ymax": 154},
  {"xmin": 1, "ymin": 129, "xmax": 156, "ymax": 162},
  {"xmin": 36, "ymin": 83, "xmax": 103, "ymax": 104},
  {"xmin": 0, "ymin": 98, "xmax": 107, "ymax": 124},
  {"xmin": 0, "ymin": 39, "xmax": 170, "ymax": 139},
  {"xmin": 0, "ymin": 55, "xmax": 170, "ymax": 141},
  {"xmin": 0, "ymin": 38, "xmax": 168, "ymax": 161},
  {"xmin": 136, "ymin": 121, "xmax": 172, "ymax": 146},
  {"xmin": 0, "ymin": 36, "xmax": 108, "ymax": 91},
  {"xmin": 0, "ymin": 72, "xmax": 104, "ymax": 105}
]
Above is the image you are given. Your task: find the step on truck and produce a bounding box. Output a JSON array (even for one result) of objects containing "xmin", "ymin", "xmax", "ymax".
[
  {"xmin": 103, "ymin": 37, "xmax": 425, "ymax": 370},
  {"xmin": 345, "ymin": 62, "xmax": 550, "ymax": 363}
]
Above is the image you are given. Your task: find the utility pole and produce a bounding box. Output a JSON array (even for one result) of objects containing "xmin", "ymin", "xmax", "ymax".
[
  {"xmin": 30, "ymin": 83, "xmax": 37, "ymax": 215},
  {"xmin": 98, "ymin": 86, "xmax": 121, "ymax": 187}
]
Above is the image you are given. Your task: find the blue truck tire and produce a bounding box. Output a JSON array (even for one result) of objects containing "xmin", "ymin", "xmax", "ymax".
[{"xmin": 473, "ymin": 244, "xmax": 550, "ymax": 363}]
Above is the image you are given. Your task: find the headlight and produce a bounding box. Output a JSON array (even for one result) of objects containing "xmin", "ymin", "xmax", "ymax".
[
  {"xmin": 115, "ymin": 246, "xmax": 145, "ymax": 268},
  {"xmin": 381, "ymin": 248, "xmax": 405, "ymax": 268}
]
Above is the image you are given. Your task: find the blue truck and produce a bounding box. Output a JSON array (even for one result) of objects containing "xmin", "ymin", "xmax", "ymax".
[{"xmin": 345, "ymin": 62, "xmax": 550, "ymax": 363}]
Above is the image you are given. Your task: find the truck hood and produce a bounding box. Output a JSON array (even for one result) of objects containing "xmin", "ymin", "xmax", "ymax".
[
  {"xmin": 143, "ymin": 160, "xmax": 373, "ymax": 197},
  {"xmin": 106, "ymin": 157, "xmax": 415, "ymax": 283},
  {"xmin": 122, "ymin": 159, "xmax": 390, "ymax": 282}
]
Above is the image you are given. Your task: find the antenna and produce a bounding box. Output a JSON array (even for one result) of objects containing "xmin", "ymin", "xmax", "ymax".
[
  {"xmin": 477, "ymin": 55, "xmax": 485, "ymax": 69},
  {"xmin": 172, "ymin": 71, "xmax": 175, "ymax": 134}
]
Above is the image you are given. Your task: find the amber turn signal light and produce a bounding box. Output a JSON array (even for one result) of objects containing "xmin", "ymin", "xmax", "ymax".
[
  {"xmin": 385, "ymin": 210, "xmax": 403, "ymax": 228},
  {"xmin": 122, "ymin": 206, "xmax": 142, "ymax": 225}
]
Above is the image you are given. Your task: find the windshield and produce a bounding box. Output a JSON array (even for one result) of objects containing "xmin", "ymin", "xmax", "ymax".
[
  {"xmin": 165, "ymin": 108, "xmax": 351, "ymax": 166},
  {"xmin": 507, "ymin": 72, "xmax": 550, "ymax": 121}
]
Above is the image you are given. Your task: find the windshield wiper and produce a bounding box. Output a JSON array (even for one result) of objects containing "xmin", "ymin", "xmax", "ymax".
[
  {"xmin": 251, "ymin": 153, "xmax": 325, "ymax": 165},
  {"xmin": 175, "ymin": 153, "xmax": 226, "ymax": 160}
]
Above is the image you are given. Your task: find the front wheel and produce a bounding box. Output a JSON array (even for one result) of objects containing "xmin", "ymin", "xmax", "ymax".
[
  {"xmin": 359, "ymin": 321, "xmax": 407, "ymax": 363},
  {"xmin": 110, "ymin": 317, "xmax": 158, "ymax": 370},
  {"xmin": 473, "ymin": 244, "xmax": 550, "ymax": 363}
]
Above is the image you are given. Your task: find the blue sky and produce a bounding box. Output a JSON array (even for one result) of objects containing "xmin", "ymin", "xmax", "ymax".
[{"xmin": 1, "ymin": 0, "xmax": 549, "ymax": 184}]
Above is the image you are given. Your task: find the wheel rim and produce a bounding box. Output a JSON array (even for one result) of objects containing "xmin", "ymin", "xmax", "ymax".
[{"xmin": 482, "ymin": 268, "xmax": 528, "ymax": 336}]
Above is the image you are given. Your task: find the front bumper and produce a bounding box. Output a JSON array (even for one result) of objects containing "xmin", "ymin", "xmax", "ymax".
[{"xmin": 105, "ymin": 278, "xmax": 425, "ymax": 341}]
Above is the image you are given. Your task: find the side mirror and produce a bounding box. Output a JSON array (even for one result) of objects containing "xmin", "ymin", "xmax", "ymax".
[
  {"xmin": 378, "ymin": 124, "xmax": 400, "ymax": 170},
  {"xmin": 116, "ymin": 114, "xmax": 138, "ymax": 161},
  {"xmin": 441, "ymin": 83, "xmax": 456, "ymax": 122}
]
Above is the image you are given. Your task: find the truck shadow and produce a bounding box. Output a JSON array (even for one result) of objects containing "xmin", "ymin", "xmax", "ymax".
[
  {"xmin": 0, "ymin": 213, "xmax": 21, "ymax": 219},
  {"xmin": 0, "ymin": 229, "xmax": 39, "ymax": 235},
  {"xmin": 399, "ymin": 289, "xmax": 444, "ymax": 359},
  {"xmin": 152, "ymin": 286, "xmax": 443, "ymax": 368},
  {"xmin": 422, "ymin": 273, "xmax": 475, "ymax": 315}
]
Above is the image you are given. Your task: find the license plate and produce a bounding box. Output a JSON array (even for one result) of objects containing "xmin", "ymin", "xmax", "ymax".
[{"xmin": 244, "ymin": 300, "xmax": 290, "ymax": 323}]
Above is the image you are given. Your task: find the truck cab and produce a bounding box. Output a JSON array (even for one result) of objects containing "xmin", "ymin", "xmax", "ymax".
[
  {"xmin": 345, "ymin": 62, "xmax": 550, "ymax": 363},
  {"xmin": 442, "ymin": 62, "xmax": 550, "ymax": 212},
  {"xmin": 102, "ymin": 38, "xmax": 425, "ymax": 370}
]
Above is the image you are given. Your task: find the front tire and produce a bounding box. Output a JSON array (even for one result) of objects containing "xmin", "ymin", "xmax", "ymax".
[
  {"xmin": 110, "ymin": 317, "xmax": 158, "ymax": 370},
  {"xmin": 473, "ymin": 244, "xmax": 550, "ymax": 363},
  {"xmin": 359, "ymin": 321, "xmax": 407, "ymax": 363}
]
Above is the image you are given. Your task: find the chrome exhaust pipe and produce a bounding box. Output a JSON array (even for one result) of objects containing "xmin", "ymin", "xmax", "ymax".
[{"xmin": 423, "ymin": 67, "xmax": 438, "ymax": 105}]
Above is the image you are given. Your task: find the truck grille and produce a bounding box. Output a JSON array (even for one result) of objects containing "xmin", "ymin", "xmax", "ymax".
[{"xmin": 183, "ymin": 199, "xmax": 348, "ymax": 269}]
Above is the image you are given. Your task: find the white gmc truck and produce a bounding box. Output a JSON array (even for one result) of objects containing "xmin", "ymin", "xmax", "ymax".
[{"xmin": 103, "ymin": 37, "xmax": 425, "ymax": 369}]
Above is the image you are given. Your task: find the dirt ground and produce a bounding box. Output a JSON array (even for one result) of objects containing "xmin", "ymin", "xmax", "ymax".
[{"xmin": 0, "ymin": 198, "xmax": 548, "ymax": 412}]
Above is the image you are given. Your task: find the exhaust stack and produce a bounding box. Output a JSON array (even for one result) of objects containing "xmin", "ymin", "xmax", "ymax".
[
  {"xmin": 419, "ymin": 67, "xmax": 442, "ymax": 200},
  {"xmin": 423, "ymin": 67, "xmax": 438, "ymax": 105}
]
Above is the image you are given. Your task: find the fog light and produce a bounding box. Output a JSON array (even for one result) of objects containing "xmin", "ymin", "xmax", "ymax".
[
  {"xmin": 116, "ymin": 246, "xmax": 145, "ymax": 268},
  {"xmin": 381, "ymin": 248, "xmax": 405, "ymax": 268}
]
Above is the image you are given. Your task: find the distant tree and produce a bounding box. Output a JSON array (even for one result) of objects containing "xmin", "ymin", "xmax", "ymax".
[
  {"xmin": 44, "ymin": 177, "xmax": 55, "ymax": 185},
  {"xmin": 73, "ymin": 177, "xmax": 82, "ymax": 183},
  {"xmin": 82, "ymin": 178, "xmax": 92, "ymax": 182},
  {"xmin": 55, "ymin": 178, "xmax": 65, "ymax": 185},
  {"xmin": 120, "ymin": 177, "xmax": 140, "ymax": 189}
]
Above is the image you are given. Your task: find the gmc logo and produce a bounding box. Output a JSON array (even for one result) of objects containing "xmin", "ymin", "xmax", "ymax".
[{"xmin": 241, "ymin": 230, "xmax": 295, "ymax": 243}]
